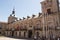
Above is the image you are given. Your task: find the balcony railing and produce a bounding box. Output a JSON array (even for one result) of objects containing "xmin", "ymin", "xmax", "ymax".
[
  {"xmin": 34, "ymin": 27, "xmax": 42, "ymax": 31},
  {"xmin": 5, "ymin": 29, "xmax": 10, "ymax": 31},
  {"xmin": 55, "ymin": 27, "xmax": 60, "ymax": 30},
  {"xmin": 5, "ymin": 28, "xmax": 15, "ymax": 31},
  {"xmin": 20, "ymin": 27, "xmax": 27, "ymax": 31}
]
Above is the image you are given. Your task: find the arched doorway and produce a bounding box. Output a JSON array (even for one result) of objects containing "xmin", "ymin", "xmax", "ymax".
[
  {"xmin": 11, "ymin": 28, "xmax": 15, "ymax": 37},
  {"xmin": 56, "ymin": 37, "xmax": 60, "ymax": 40},
  {"xmin": 28, "ymin": 30, "xmax": 32, "ymax": 38},
  {"xmin": 36, "ymin": 32, "xmax": 39, "ymax": 39},
  {"xmin": 0, "ymin": 32, "xmax": 1, "ymax": 34},
  {"xmin": 0, "ymin": 32, "xmax": 1, "ymax": 35}
]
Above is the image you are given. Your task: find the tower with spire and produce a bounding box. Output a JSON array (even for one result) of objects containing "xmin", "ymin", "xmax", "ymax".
[
  {"xmin": 12, "ymin": 8, "xmax": 15, "ymax": 16},
  {"xmin": 8, "ymin": 8, "xmax": 17, "ymax": 24}
]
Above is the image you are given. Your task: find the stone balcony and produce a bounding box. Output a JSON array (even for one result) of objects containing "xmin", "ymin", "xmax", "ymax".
[
  {"xmin": 34, "ymin": 27, "xmax": 42, "ymax": 31},
  {"xmin": 20, "ymin": 27, "xmax": 27, "ymax": 31}
]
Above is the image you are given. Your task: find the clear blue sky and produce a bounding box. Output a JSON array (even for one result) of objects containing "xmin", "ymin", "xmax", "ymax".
[{"xmin": 0, "ymin": 0, "xmax": 44, "ymax": 22}]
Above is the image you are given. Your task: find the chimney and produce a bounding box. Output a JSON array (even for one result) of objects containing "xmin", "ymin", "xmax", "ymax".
[
  {"xmin": 23, "ymin": 17, "xmax": 25, "ymax": 20},
  {"xmin": 10, "ymin": 14, "xmax": 12, "ymax": 16},
  {"xmin": 14, "ymin": 14, "xmax": 15, "ymax": 16},
  {"xmin": 32, "ymin": 14, "xmax": 35, "ymax": 18},
  {"xmin": 19, "ymin": 18, "xmax": 22, "ymax": 20},
  {"xmin": 27, "ymin": 16, "xmax": 30, "ymax": 19},
  {"xmin": 38, "ymin": 12, "xmax": 42, "ymax": 17},
  {"xmin": 16, "ymin": 19, "xmax": 18, "ymax": 21}
]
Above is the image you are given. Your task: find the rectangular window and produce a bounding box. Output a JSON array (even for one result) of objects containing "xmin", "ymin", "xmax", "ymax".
[{"xmin": 47, "ymin": 9, "xmax": 51, "ymax": 14}]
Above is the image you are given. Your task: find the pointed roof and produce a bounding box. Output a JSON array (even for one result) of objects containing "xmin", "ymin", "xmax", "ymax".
[{"xmin": 12, "ymin": 8, "xmax": 15, "ymax": 14}]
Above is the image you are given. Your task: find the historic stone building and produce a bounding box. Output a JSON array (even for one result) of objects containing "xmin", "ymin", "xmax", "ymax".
[
  {"xmin": 0, "ymin": 22, "xmax": 7, "ymax": 36},
  {"xmin": 0, "ymin": 0, "xmax": 60, "ymax": 40}
]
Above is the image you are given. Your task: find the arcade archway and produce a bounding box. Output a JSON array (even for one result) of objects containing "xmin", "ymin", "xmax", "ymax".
[{"xmin": 28, "ymin": 30, "xmax": 32, "ymax": 38}]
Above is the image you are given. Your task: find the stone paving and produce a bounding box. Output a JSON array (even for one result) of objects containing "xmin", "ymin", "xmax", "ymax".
[
  {"xmin": 0, "ymin": 36, "xmax": 34, "ymax": 40},
  {"xmin": 0, "ymin": 36, "xmax": 22, "ymax": 40}
]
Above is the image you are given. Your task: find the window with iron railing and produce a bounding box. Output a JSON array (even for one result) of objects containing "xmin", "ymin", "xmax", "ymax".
[
  {"xmin": 15, "ymin": 26, "xmax": 20, "ymax": 31},
  {"xmin": 44, "ymin": 26, "xmax": 55, "ymax": 31},
  {"xmin": 5, "ymin": 28, "xmax": 10, "ymax": 31},
  {"xmin": 49, "ymin": 27, "xmax": 54, "ymax": 30},
  {"xmin": 55, "ymin": 26, "xmax": 60, "ymax": 30},
  {"xmin": 20, "ymin": 26, "xmax": 27, "ymax": 30},
  {"xmin": 34, "ymin": 26, "xmax": 42, "ymax": 31}
]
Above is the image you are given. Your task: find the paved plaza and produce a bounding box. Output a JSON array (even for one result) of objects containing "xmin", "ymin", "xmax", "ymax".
[
  {"xmin": 0, "ymin": 36, "xmax": 20, "ymax": 40},
  {"xmin": 0, "ymin": 36, "xmax": 34, "ymax": 40}
]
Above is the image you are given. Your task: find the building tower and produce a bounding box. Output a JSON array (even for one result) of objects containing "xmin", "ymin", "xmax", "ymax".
[
  {"xmin": 8, "ymin": 8, "xmax": 17, "ymax": 24},
  {"xmin": 41, "ymin": 0, "xmax": 59, "ymax": 14},
  {"xmin": 41, "ymin": 0, "xmax": 60, "ymax": 39}
]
